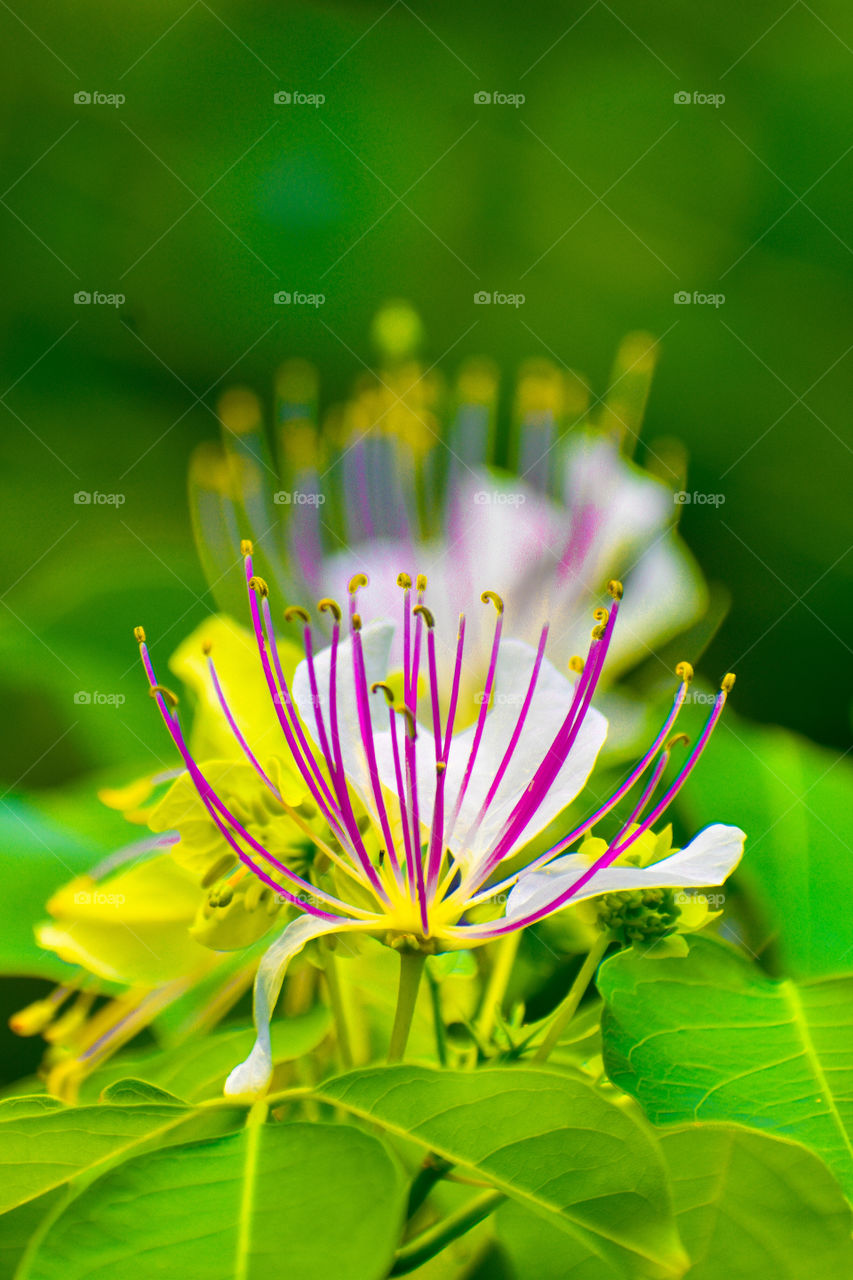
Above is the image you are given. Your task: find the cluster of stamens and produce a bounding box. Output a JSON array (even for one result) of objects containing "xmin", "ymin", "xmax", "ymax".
[{"xmin": 135, "ymin": 542, "xmax": 735, "ymax": 945}]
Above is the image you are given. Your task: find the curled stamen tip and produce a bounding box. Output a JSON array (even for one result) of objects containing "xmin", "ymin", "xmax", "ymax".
[
  {"xmin": 133, "ymin": 625, "xmax": 146, "ymax": 644},
  {"xmin": 149, "ymin": 684, "xmax": 179, "ymax": 709},
  {"xmin": 416, "ymin": 573, "xmax": 428, "ymax": 593},
  {"xmin": 412, "ymin": 603, "xmax": 435, "ymax": 628},
  {"xmin": 370, "ymin": 681, "xmax": 395, "ymax": 705},
  {"xmin": 318, "ymin": 597, "xmax": 342, "ymax": 622},
  {"xmin": 396, "ymin": 572, "xmax": 412, "ymax": 589},
  {"xmin": 202, "ymin": 640, "xmax": 212, "ymax": 655},
  {"xmin": 248, "ymin": 576, "xmax": 269, "ymax": 598},
  {"xmin": 568, "ymin": 655, "xmax": 585, "ymax": 674},
  {"xmin": 481, "ymin": 589, "xmax": 504, "ymax": 614},
  {"xmin": 592, "ymin": 606, "xmax": 609, "ymax": 625},
  {"xmin": 675, "ymin": 661, "xmax": 694, "ymax": 684},
  {"xmin": 351, "ymin": 612, "xmax": 363, "ymax": 631},
  {"xmin": 240, "ymin": 539, "xmax": 253, "ymax": 557},
  {"xmin": 722, "ymin": 672, "xmax": 736, "ymax": 692},
  {"xmin": 348, "ymin": 573, "xmax": 368, "ymax": 594},
  {"xmin": 591, "ymin": 623, "xmax": 607, "ymax": 641},
  {"xmin": 607, "ymin": 578, "xmax": 624, "ymax": 600},
  {"xmin": 394, "ymin": 704, "xmax": 417, "ymax": 739},
  {"xmin": 284, "ymin": 605, "xmax": 310, "ymax": 624},
  {"xmin": 666, "ymin": 732, "xmax": 690, "ymax": 750}
]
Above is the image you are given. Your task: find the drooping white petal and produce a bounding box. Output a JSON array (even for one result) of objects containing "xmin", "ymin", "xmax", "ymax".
[
  {"xmin": 291, "ymin": 620, "xmax": 394, "ymax": 807},
  {"xmin": 224, "ymin": 914, "xmax": 365, "ymax": 1098},
  {"xmin": 372, "ymin": 638, "xmax": 608, "ymax": 871},
  {"xmin": 505, "ymin": 823, "xmax": 746, "ymax": 922}
]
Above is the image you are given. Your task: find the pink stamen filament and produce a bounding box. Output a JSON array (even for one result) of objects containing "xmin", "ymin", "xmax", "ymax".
[
  {"xmin": 140, "ymin": 649, "xmax": 366, "ymax": 922},
  {"xmin": 468, "ymin": 686, "xmax": 729, "ymax": 938},
  {"xmin": 470, "ymin": 602, "xmax": 618, "ymax": 882},
  {"xmin": 446, "ymin": 606, "xmax": 504, "ymax": 841},
  {"xmin": 458, "ymin": 623, "xmax": 549, "ymax": 854},
  {"xmin": 442, "ymin": 615, "xmax": 466, "ymax": 761},
  {"xmin": 465, "ymin": 678, "xmax": 689, "ymax": 906},
  {"xmin": 349, "ymin": 623, "xmax": 403, "ymax": 891},
  {"xmin": 207, "ymin": 655, "xmax": 279, "ymax": 798}
]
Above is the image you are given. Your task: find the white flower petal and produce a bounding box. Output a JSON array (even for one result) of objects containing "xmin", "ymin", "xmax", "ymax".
[
  {"xmin": 224, "ymin": 915, "xmax": 363, "ymax": 1098},
  {"xmin": 505, "ymin": 823, "xmax": 746, "ymax": 922}
]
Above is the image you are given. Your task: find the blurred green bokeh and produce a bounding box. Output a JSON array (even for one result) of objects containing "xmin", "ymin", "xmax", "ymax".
[{"xmin": 1, "ymin": 0, "xmax": 852, "ymax": 800}]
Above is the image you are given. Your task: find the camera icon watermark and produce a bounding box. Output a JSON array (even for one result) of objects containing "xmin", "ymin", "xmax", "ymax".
[
  {"xmin": 674, "ymin": 491, "xmax": 725, "ymax": 507},
  {"xmin": 473, "ymin": 290, "xmax": 525, "ymax": 307},
  {"xmin": 73, "ymin": 491, "xmax": 126, "ymax": 506},
  {"xmin": 273, "ymin": 90, "xmax": 325, "ymax": 107},
  {"xmin": 74, "ymin": 291, "xmax": 125, "ymax": 307},
  {"xmin": 273, "ymin": 490, "xmax": 326, "ymax": 506},
  {"xmin": 674, "ymin": 290, "xmax": 725, "ymax": 307},
  {"xmin": 73, "ymin": 691, "xmax": 126, "ymax": 706},
  {"xmin": 674, "ymin": 890, "xmax": 726, "ymax": 908},
  {"xmin": 473, "ymin": 490, "xmax": 526, "ymax": 506},
  {"xmin": 273, "ymin": 291, "xmax": 325, "ymax": 307},
  {"xmin": 73, "ymin": 890, "xmax": 127, "ymax": 906},
  {"xmin": 74, "ymin": 90, "xmax": 125, "ymax": 108},
  {"xmin": 474, "ymin": 91, "xmax": 525, "ymax": 107},
  {"xmin": 674, "ymin": 91, "xmax": 725, "ymax": 108}
]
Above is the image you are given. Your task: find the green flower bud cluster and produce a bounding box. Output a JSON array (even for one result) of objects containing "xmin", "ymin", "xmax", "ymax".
[{"xmin": 596, "ymin": 886, "xmax": 681, "ymax": 945}]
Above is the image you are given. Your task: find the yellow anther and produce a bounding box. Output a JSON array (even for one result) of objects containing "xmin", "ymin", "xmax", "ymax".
[
  {"xmin": 348, "ymin": 574, "xmax": 368, "ymax": 594},
  {"xmin": 248, "ymin": 576, "xmax": 269, "ymax": 598},
  {"xmin": 593, "ymin": 607, "xmax": 609, "ymax": 625},
  {"xmin": 395, "ymin": 704, "xmax": 417, "ymax": 740},
  {"xmin": 413, "ymin": 604, "xmax": 435, "ymax": 628},
  {"xmin": 665, "ymin": 732, "xmax": 690, "ymax": 751},
  {"xmin": 481, "ymin": 590, "xmax": 504, "ymax": 615},
  {"xmin": 568, "ymin": 655, "xmax": 585, "ymax": 675},
  {"xmin": 318, "ymin": 597, "xmax": 342, "ymax": 622},
  {"xmin": 607, "ymin": 578, "xmax": 624, "ymax": 600},
  {"xmin": 416, "ymin": 574, "xmax": 428, "ymax": 593},
  {"xmin": 436, "ymin": 761, "xmax": 446, "ymax": 774},
  {"xmin": 397, "ymin": 572, "xmax": 412, "ymax": 589},
  {"xmin": 9, "ymin": 998, "xmax": 61, "ymax": 1037},
  {"xmin": 149, "ymin": 684, "xmax": 179, "ymax": 709},
  {"xmin": 591, "ymin": 624, "xmax": 607, "ymax": 641},
  {"xmin": 284, "ymin": 606, "xmax": 310, "ymax": 624},
  {"xmin": 202, "ymin": 640, "xmax": 212, "ymax": 656},
  {"xmin": 722, "ymin": 672, "xmax": 736, "ymax": 693},
  {"xmin": 371, "ymin": 682, "xmax": 395, "ymax": 705},
  {"xmin": 352, "ymin": 612, "xmax": 362, "ymax": 631},
  {"xmin": 133, "ymin": 625, "xmax": 146, "ymax": 644},
  {"xmin": 676, "ymin": 661, "xmax": 694, "ymax": 684},
  {"xmin": 200, "ymin": 853, "xmax": 239, "ymax": 889},
  {"xmin": 240, "ymin": 539, "xmax": 253, "ymax": 557}
]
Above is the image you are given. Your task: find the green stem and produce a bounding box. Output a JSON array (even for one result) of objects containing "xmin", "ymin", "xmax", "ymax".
[
  {"xmin": 390, "ymin": 1190, "xmax": 505, "ymax": 1275},
  {"xmin": 425, "ymin": 969, "xmax": 448, "ymax": 1067},
  {"xmin": 533, "ymin": 932, "xmax": 610, "ymax": 1063},
  {"xmin": 406, "ymin": 1156, "xmax": 453, "ymax": 1219},
  {"xmin": 322, "ymin": 947, "xmax": 353, "ymax": 1070},
  {"xmin": 388, "ymin": 950, "xmax": 426, "ymax": 1063},
  {"xmin": 476, "ymin": 932, "xmax": 521, "ymax": 1045}
]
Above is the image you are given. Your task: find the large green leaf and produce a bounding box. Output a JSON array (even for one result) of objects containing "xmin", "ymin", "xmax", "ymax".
[
  {"xmin": 78, "ymin": 1007, "xmax": 332, "ymax": 1103},
  {"xmin": 682, "ymin": 716, "xmax": 853, "ymax": 978},
  {"xmin": 21, "ymin": 1121, "xmax": 404, "ymax": 1280},
  {"xmin": 317, "ymin": 1065, "xmax": 686, "ymax": 1276},
  {"xmin": 0, "ymin": 1091, "xmax": 240, "ymax": 1213},
  {"xmin": 495, "ymin": 1123, "xmax": 853, "ymax": 1279},
  {"xmin": 660, "ymin": 1124, "xmax": 853, "ymax": 1278},
  {"xmin": 598, "ymin": 938, "xmax": 853, "ymax": 1194}
]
